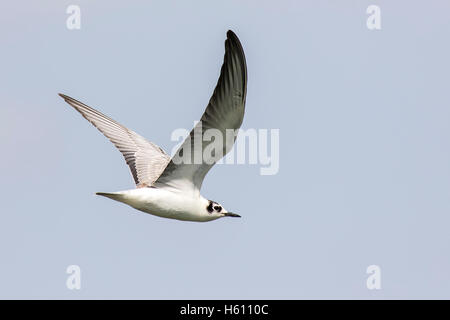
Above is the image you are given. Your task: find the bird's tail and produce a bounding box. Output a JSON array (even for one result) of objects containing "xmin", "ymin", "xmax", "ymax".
[{"xmin": 95, "ymin": 192, "xmax": 126, "ymax": 202}]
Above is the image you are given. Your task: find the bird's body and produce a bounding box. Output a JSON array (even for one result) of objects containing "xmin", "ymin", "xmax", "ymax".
[
  {"xmin": 60, "ymin": 30, "xmax": 247, "ymax": 222},
  {"xmin": 97, "ymin": 188, "xmax": 218, "ymax": 222}
]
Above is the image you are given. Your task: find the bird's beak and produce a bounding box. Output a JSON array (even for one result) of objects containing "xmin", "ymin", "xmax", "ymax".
[{"xmin": 224, "ymin": 212, "xmax": 241, "ymax": 218}]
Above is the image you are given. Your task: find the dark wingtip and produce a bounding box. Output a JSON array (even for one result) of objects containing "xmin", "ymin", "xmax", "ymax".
[
  {"xmin": 223, "ymin": 30, "xmax": 247, "ymax": 101},
  {"xmin": 227, "ymin": 30, "xmax": 238, "ymax": 41},
  {"xmin": 58, "ymin": 93, "xmax": 68, "ymax": 100}
]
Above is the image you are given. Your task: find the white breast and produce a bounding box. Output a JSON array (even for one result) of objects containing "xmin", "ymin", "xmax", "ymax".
[{"xmin": 116, "ymin": 188, "xmax": 218, "ymax": 222}]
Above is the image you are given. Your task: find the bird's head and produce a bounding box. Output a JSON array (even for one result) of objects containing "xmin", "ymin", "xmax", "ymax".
[{"xmin": 205, "ymin": 199, "xmax": 241, "ymax": 219}]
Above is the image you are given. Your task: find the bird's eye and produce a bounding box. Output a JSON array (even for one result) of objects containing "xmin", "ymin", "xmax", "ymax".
[{"xmin": 214, "ymin": 206, "xmax": 222, "ymax": 212}]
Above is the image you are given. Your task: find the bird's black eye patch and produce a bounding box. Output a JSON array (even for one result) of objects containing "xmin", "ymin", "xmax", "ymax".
[
  {"xmin": 214, "ymin": 206, "xmax": 222, "ymax": 212},
  {"xmin": 207, "ymin": 201, "xmax": 214, "ymax": 214}
]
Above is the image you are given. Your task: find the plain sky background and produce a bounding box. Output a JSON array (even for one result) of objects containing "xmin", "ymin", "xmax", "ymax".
[{"xmin": 1, "ymin": 0, "xmax": 450, "ymax": 299}]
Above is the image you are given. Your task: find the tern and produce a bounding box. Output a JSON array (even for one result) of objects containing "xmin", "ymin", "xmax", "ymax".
[{"xmin": 59, "ymin": 30, "xmax": 247, "ymax": 222}]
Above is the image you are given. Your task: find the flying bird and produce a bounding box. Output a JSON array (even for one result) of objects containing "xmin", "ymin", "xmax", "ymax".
[{"xmin": 59, "ymin": 30, "xmax": 247, "ymax": 222}]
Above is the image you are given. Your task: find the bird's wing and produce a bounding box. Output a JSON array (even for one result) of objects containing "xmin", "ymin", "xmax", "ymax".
[
  {"xmin": 59, "ymin": 94, "xmax": 170, "ymax": 187},
  {"xmin": 154, "ymin": 30, "xmax": 247, "ymax": 195}
]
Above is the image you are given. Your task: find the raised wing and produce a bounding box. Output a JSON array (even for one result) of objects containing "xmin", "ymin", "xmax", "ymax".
[
  {"xmin": 59, "ymin": 94, "xmax": 170, "ymax": 187},
  {"xmin": 154, "ymin": 30, "xmax": 247, "ymax": 195}
]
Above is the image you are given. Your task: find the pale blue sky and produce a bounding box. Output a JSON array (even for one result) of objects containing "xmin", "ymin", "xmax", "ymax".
[{"xmin": 1, "ymin": 0, "xmax": 450, "ymax": 299}]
